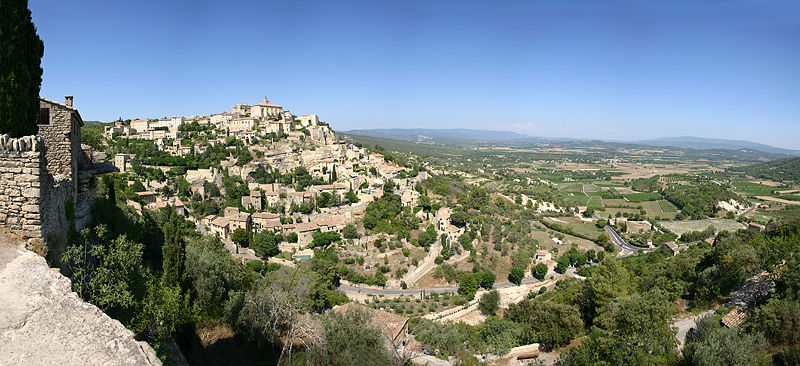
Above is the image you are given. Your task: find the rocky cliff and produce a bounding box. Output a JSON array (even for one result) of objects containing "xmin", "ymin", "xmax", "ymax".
[{"xmin": 0, "ymin": 232, "xmax": 161, "ymax": 366}]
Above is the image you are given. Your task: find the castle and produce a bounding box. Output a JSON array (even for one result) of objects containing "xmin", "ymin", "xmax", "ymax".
[{"xmin": 0, "ymin": 96, "xmax": 115, "ymax": 262}]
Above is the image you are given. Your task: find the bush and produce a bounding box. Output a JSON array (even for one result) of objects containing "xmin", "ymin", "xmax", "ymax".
[{"xmin": 478, "ymin": 290, "xmax": 500, "ymax": 316}]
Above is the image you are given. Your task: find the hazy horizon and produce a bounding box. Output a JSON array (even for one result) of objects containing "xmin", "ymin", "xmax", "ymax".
[{"xmin": 30, "ymin": 0, "xmax": 800, "ymax": 148}]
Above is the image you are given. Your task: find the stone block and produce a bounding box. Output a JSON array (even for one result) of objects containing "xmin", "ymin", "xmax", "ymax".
[
  {"xmin": 23, "ymin": 187, "xmax": 40, "ymax": 198},
  {"xmin": 22, "ymin": 204, "xmax": 39, "ymax": 213}
]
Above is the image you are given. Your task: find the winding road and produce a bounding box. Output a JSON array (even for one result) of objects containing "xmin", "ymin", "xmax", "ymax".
[{"xmin": 605, "ymin": 224, "xmax": 654, "ymax": 257}]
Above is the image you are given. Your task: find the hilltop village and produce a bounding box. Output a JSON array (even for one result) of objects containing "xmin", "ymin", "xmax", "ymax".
[{"xmin": 103, "ymin": 97, "xmax": 437, "ymax": 263}]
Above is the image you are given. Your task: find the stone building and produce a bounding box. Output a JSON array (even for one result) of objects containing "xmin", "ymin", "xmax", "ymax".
[{"xmin": 0, "ymin": 96, "xmax": 116, "ymax": 263}]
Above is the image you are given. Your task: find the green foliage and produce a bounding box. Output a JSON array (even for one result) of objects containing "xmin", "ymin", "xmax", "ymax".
[
  {"xmin": 684, "ymin": 314, "xmax": 767, "ymax": 366},
  {"xmin": 479, "ymin": 317, "xmax": 523, "ymax": 355},
  {"xmin": 0, "ymin": 0, "xmax": 43, "ymax": 137},
  {"xmin": 508, "ymin": 266, "xmax": 524, "ymax": 285},
  {"xmin": 230, "ymin": 228, "xmax": 250, "ymax": 248},
  {"xmin": 576, "ymin": 257, "xmax": 631, "ymax": 325},
  {"xmin": 748, "ymin": 298, "xmax": 800, "ymax": 346},
  {"xmin": 312, "ymin": 231, "xmax": 341, "ymax": 247},
  {"xmin": 534, "ymin": 263, "xmax": 548, "ymax": 279},
  {"xmin": 733, "ymin": 157, "xmax": 800, "ymax": 183},
  {"xmin": 251, "ymin": 230, "xmax": 280, "ymax": 258},
  {"xmin": 505, "ymin": 300, "xmax": 583, "ymax": 349},
  {"xmin": 630, "ymin": 177, "xmax": 662, "ymax": 192},
  {"xmin": 62, "ymin": 226, "xmax": 148, "ymax": 318},
  {"xmin": 342, "ymin": 224, "xmax": 361, "ymax": 239},
  {"xmin": 458, "ymin": 272, "xmax": 479, "ymax": 300},
  {"xmin": 478, "ymin": 290, "xmax": 500, "ymax": 316},
  {"xmin": 184, "ymin": 236, "xmax": 251, "ymax": 316},
  {"xmin": 307, "ymin": 306, "xmax": 394, "ymax": 365},
  {"xmin": 161, "ymin": 206, "xmax": 186, "ymax": 286},
  {"xmin": 478, "ymin": 269, "xmax": 496, "ymax": 289},
  {"xmin": 663, "ymin": 183, "xmax": 740, "ymax": 219},
  {"xmin": 565, "ymin": 290, "xmax": 677, "ymax": 365}
]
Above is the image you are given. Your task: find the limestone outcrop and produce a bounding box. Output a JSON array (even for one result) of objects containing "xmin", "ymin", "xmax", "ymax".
[{"xmin": 0, "ymin": 234, "xmax": 160, "ymax": 366}]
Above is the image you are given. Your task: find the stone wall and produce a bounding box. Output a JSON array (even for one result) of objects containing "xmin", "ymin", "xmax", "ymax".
[
  {"xmin": 0, "ymin": 134, "xmax": 69, "ymax": 261},
  {"xmin": 0, "ymin": 135, "xmax": 45, "ymax": 239}
]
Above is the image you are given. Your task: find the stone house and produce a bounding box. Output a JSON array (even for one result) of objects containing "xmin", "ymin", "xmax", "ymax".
[
  {"xmin": 0, "ymin": 96, "xmax": 116, "ymax": 263},
  {"xmin": 209, "ymin": 216, "xmax": 230, "ymax": 238},
  {"xmin": 295, "ymin": 222, "xmax": 319, "ymax": 247},
  {"xmin": 241, "ymin": 190, "xmax": 262, "ymax": 211}
]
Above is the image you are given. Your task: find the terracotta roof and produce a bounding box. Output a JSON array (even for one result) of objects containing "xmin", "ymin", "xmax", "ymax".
[
  {"xmin": 296, "ymin": 222, "xmax": 319, "ymax": 232},
  {"xmin": 210, "ymin": 217, "xmax": 230, "ymax": 227},
  {"xmin": 252, "ymin": 212, "xmax": 280, "ymax": 220},
  {"xmin": 721, "ymin": 308, "xmax": 748, "ymax": 328}
]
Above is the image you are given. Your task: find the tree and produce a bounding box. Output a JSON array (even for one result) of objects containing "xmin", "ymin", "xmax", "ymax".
[
  {"xmin": 555, "ymin": 256, "xmax": 570, "ymax": 274},
  {"xmin": 344, "ymin": 189, "xmax": 359, "ymax": 203},
  {"xmin": 479, "ymin": 270, "xmax": 496, "ymax": 289},
  {"xmin": 342, "ymin": 224, "xmax": 360, "ymax": 239},
  {"xmin": 458, "ymin": 272, "xmax": 479, "ymax": 300},
  {"xmin": 478, "ymin": 290, "xmax": 500, "ymax": 316},
  {"xmin": 576, "ymin": 257, "xmax": 631, "ymax": 325},
  {"xmin": 251, "ymin": 230, "xmax": 280, "ymax": 258},
  {"xmin": 230, "ymin": 228, "xmax": 250, "ymax": 251},
  {"xmin": 232, "ymin": 267, "xmax": 316, "ymax": 365},
  {"xmin": 184, "ymin": 236, "xmax": 250, "ymax": 315},
  {"xmin": 534, "ymin": 263, "xmax": 548, "ymax": 279},
  {"xmin": 0, "ymin": 0, "xmax": 44, "ymax": 137},
  {"xmin": 566, "ymin": 290, "xmax": 677, "ymax": 365},
  {"xmin": 312, "ymin": 231, "xmax": 341, "ymax": 247},
  {"xmin": 509, "ymin": 267, "xmax": 525, "ymax": 285},
  {"xmin": 748, "ymin": 298, "xmax": 800, "ymax": 346},
  {"xmin": 307, "ymin": 305, "xmax": 394, "ymax": 366},
  {"xmin": 479, "ymin": 317, "xmax": 523, "ymax": 355},
  {"xmin": 685, "ymin": 314, "xmax": 767, "ymax": 366},
  {"xmin": 505, "ymin": 300, "xmax": 583, "ymax": 350},
  {"xmin": 161, "ymin": 206, "xmax": 186, "ymax": 286}
]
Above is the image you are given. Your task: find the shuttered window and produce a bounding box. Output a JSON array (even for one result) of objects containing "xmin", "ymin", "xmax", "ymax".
[{"xmin": 38, "ymin": 108, "xmax": 50, "ymax": 125}]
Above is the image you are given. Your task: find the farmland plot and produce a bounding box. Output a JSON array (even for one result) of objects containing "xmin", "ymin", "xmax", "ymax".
[{"xmin": 658, "ymin": 219, "xmax": 745, "ymax": 237}]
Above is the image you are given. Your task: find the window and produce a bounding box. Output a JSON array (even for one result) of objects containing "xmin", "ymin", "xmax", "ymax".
[{"xmin": 38, "ymin": 108, "xmax": 50, "ymax": 125}]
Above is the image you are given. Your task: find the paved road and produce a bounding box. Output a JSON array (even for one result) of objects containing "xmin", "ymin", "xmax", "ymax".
[
  {"xmin": 674, "ymin": 310, "xmax": 715, "ymax": 347},
  {"xmin": 605, "ymin": 224, "xmax": 653, "ymax": 257},
  {"xmin": 737, "ymin": 205, "xmax": 758, "ymax": 217}
]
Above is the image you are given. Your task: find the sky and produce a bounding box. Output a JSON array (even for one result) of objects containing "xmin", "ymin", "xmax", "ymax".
[{"xmin": 29, "ymin": 0, "xmax": 800, "ymax": 149}]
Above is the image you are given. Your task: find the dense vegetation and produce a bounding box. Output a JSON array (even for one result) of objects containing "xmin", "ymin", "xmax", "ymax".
[
  {"xmin": 662, "ymin": 183, "xmax": 740, "ymax": 219},
  {"xmin": 734, "ymin": 157, "xmax": 800, "ymax": 183},
  {"xmin": 0, "ymin": 0, "xmax": 44, "ymax": 137}
]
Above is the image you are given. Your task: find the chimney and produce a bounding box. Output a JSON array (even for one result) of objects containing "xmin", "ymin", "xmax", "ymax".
[{"xmin": 65, "ymin": 95, "xmax": 74, "ymax": 107}]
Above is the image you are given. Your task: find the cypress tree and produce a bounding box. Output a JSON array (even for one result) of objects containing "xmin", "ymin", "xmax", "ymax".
[{"xmin": 0, "ymin": 0, "xmax": 44, "ymax": 137}]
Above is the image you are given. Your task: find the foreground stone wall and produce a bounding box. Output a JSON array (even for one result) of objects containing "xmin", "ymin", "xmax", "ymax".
[
  {"xmin": 0, "ymin": 135, "xmax": 45, "ymax": 239},
  {"xmin": 0, "ymin": 135, "xmax": 69, "ymax": 261}
]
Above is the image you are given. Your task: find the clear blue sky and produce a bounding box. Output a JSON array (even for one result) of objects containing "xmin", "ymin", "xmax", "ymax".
[{"xmin": 30, "ymin": 0, "xmax": 800, "ymax": 149}]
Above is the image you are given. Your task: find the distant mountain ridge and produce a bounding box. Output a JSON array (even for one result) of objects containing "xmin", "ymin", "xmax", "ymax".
[
  {"xmin": 632, "ymin": 136, "xmax": 800, "ymax": 156},
  {"xmin": 344, "ymin": 128, "xmax": 799, "ymax": 156},
  {"xmin": 343, "ymin": 128, "xmax": 573, "ymax": 144}
]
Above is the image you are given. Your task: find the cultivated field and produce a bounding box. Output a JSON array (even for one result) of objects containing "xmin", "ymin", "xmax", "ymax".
[{"xmin": 658, "ymin": 219, "xmax": 746, "ymax": 237}]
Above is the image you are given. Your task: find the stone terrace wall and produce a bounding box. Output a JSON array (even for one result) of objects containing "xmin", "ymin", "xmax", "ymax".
[{"xmin": 0, "ymin": 135, "xmax": 45, "ymax": 239}]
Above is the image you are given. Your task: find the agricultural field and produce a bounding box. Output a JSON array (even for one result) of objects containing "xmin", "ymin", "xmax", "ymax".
[
  {"xmin": 624, "ymin": 192, "xmax": 663, "ymax": 202},
  {"xmin": 658, "ymin": 218, "xmax": 746, "ymax": 237},
  {"xmin": 732, "ymin": 181, "xmax": 779, "ymax": 196},
  {"xmin": 658, "ymin": 199, "xmax": 678, "ymax": 212}
]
